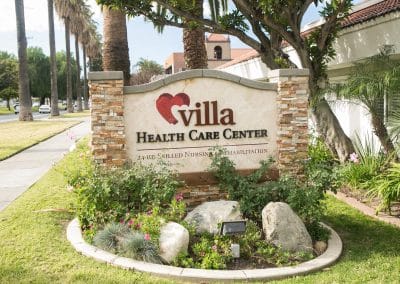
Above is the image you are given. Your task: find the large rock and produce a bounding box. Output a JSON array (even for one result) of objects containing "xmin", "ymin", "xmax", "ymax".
[
  {"xmin": 159, "ymin": 222, "xmax": 189, "ymax": 263},
  {"xmin": 184, "ymin": 200, "xmax": 242, "ymax": 234},
  {"xmin": 262, "ymin": 202, "xmax": 312, "ymax": 253}
]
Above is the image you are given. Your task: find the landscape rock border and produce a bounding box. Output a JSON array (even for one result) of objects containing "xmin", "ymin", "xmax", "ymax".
[{"xmin": 67, "ymin": 218, "xmax": 342, "ymax": 282}]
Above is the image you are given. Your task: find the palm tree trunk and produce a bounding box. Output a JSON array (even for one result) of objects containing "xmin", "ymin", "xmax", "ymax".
[
  {"xmin": 48, "ymin": 0, "xmax": 59, "ymax": 116},
  {"xmin": 75, "ymin": 34, "xmax": 82, "ymax": 112},
  {"xmin": 371, "ymin": 112, "xmax": 397, "ymax": 156},
  {"xmin": 14, "ymin": 0, "xmax": 32, "ymax": 121},
  {"xmin": 183, "ymin": 0, "xmax": 207, "ymax": 69},
  {"xmin": 65, "ymin": 18, "xmax": 73, "ymax": 113},
  {"xmin": 102, "ymin": 6, "xmax": 130, "ymax": 85},
  {"xmin": 82, "ymin": 45, "xmax": 89, "ymax": 110}
]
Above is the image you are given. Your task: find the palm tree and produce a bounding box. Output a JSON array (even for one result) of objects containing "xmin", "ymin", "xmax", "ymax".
[
  {"xmin": 80, "ymin": 19, "xmax": 98, "ymax": 110},
  {"xmin": 70, "ymin": 3, "xmax": 85, "ymax": 112},
  {"xmin": 14, "ymin": 0, "xmax": 33, "ymax": 121},
  {"xmin": 47, "ymin": 0, "xmax": 59, "ymax": 116},
  {"xmin": 183, "ymin": 0, "xmax": 208, "ymax": 69},
  {"xmin": 55, "ymin": 0, "xmax": 74, "ymax": 113},
  {"xmin": 335, "ymin": 47, "xmax": 400, "ymax": 158},
  {"xmin": 102, "ymin": 6, "xmax": 130, "ymax": 85}
]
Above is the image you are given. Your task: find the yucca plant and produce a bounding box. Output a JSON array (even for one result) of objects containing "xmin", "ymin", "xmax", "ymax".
[{"xmin": 367, "ymin": 163, "xmax": 400, "ymax": 214}]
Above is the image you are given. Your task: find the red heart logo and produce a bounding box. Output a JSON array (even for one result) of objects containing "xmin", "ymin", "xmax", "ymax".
[{"xmin": 156, "ymin": 93, "xmax": 190, "ymax": 124}]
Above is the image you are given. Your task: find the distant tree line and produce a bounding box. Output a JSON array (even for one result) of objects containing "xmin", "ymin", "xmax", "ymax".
[{"xmin": 0, "ymin": 47, "xmax": 85, "ymax": 109}]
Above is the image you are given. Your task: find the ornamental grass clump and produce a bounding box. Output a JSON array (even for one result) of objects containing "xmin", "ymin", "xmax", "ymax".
[{"xmin": 93, "ymin": 223, "xmax": 162, "ymax": 264}]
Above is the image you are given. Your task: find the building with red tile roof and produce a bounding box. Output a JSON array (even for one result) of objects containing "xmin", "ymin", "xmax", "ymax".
[{"xmin": 164, "ymin": 33, "xmax": 254, "ymax": 74}]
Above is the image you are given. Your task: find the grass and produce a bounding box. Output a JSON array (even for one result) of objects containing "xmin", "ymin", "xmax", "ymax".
[
  {"xmin": 60, "ymin": 110, "xmax": 90, "ymax": 119},
  {"xmin": 0, "ymin": 107, "xmax": 14, "ymax": 115},
  {"xmin": 0, "ymin": 142, "xmax": 399, "ymax": 283},
  {"xmin": 0, "ymin": 120, "xmax": 79, "ymax": 160}
]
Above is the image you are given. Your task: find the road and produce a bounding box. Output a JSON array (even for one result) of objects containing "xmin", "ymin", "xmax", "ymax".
[{"xmin": 0, "ymin": 111, "xmax": 66, "ymax": 123}]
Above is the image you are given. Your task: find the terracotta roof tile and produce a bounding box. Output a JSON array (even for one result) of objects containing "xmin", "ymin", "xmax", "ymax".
[
  {"xmin": 206, "ymin": 33, "xmax": 229, "ymax": 42},
  {"xmin": 342, "ymin": 0, "xmax": 400, "ymax": 28},
  {"xmin": 231, "ymin": 48, "xmax": 254, "ymax": 59},
  {"xmin": 217, "ymin": 49, "xmax": 259, "ymax": 69}
]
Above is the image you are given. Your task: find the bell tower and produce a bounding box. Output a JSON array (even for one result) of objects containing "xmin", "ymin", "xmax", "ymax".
[{"xmin": 205, "ymin": 34, "xmax": 231, "ymax": 69}]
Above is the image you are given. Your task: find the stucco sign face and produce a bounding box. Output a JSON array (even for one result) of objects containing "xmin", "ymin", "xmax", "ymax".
[{"xmin": 124, "ymin": 76, "xmax": 278, "ymax": 174}]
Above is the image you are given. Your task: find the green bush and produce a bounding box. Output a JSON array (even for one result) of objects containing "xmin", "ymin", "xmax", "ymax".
[
  {"xmin": 336, "ymin": 134, "xmax": 390, "ymax": 190},
  {"xmin": 305, "ymin": 137, "xmax": 339, "ymax": 193},
  {"xmin": 64, "ymin": 159, "xmax": 182, "ymax": 229},
  {"xmin": 367, "ymin": 163, "xmax": 400, "ymax": 214},
  {"xmin": 208, "ymin": 147, "xmax": 330, "ymax": 241}
]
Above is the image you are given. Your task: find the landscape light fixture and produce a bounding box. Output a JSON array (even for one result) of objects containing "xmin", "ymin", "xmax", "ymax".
[
  {"xmin": 220, "ymin": 220, "xmax": 246, "ymax": 236},
  {"xmin": 220, "ymin": 220, "xmax": 247, "ymax": 259}
]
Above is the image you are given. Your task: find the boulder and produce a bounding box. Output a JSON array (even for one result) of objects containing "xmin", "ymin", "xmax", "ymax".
[
  {"xmin": 159, "ymin": 222, "xmax": 189, "ymax": 263},
  {"xmin": 262, "ymin": 202, "xmax": 313, "ymax": 254},
  {"xmin": 184, "ymin": 200, "xmax": 242, "ymax": 234}
]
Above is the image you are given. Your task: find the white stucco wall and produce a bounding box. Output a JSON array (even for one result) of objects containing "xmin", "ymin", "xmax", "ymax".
[{"xmin": 218, "ymin": 9, "xmax": 400, "ymax": 151}]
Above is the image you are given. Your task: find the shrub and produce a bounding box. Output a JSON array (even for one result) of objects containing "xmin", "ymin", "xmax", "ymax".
[
  {"xmin": 67, "ymin": 160, "xmax": 181, "ymax": 229},
  {"xmin": 208, "ymin": 147, "xmax": 330, "ymax": 241},
  {"xmin": 93, "ymin": 224, "xmax": 161, "ymax": 263},
  {"xmin": 367, "ymin": 163, "xmax": 400, "ymax": 214},
  {"xmin": 336, "ymin": 134, "xmax": 390, "ymax": 190},
  {"xmin": 305, "ymin": 136, "xmax": 339, "ymax": 193}
]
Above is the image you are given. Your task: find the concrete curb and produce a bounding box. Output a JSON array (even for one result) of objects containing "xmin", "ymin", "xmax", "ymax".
[
  {"xmin": 67, "ymin": 218, "xmax": 342, "ymax": 282},
  {"xmin": 330, "ymin": 191, "xmax": 400, "ymax": 228}
]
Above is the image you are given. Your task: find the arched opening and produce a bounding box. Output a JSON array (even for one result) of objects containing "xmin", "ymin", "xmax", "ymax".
[{"xmin": 214, "ymin": 46, "xmax": 222, "ymax": 59}]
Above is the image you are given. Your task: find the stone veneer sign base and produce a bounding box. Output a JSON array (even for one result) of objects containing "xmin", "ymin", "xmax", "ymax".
[
  {"xmin": 67, "ymin": 218, "xmax": 342, "ymax": 282},
  {"xmin": 89, "ymin": 69, "xmax": 309, "ymax": 186}
]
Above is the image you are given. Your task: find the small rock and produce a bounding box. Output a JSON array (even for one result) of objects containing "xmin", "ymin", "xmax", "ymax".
[
  {"xmin": 262, "ymin": 202, "xmax": 313, "ymax": 254},
  {"xmin": 314, "ymin": 241, "xmax": 327, "ymax": 255},
  {"xmin": 184, "ymin": 200, "xmax": 242, "ymax": 234},
  {"xmin": 159, "ymin": 222, "xmax": 189, "ymax": 263}
]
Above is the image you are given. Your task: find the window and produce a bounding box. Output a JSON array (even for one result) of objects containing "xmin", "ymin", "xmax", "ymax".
[{"xmin": 214, "ymin": 46, "xmax": 222, "ymax": 59}]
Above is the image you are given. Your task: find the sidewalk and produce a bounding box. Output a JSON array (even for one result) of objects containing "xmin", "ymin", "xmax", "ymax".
[{"xmin": 0, "ymin": 118, "xmax": 90, "ymax": 212}]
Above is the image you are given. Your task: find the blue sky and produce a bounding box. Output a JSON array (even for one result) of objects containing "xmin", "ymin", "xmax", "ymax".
[{"xmin": 0, "ymin": 0, "xmax": 358, "ymax": 71}]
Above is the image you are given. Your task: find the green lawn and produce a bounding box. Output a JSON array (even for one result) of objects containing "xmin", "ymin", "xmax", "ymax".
[
  {"xmin": 0, "ymin": 120, "xmax": 79, "ymax": 160},
  {"xmin": 60, "ymin": 110, "xmax": 90, "ymax": 118},
  {"xmin": 0, "ymin": 142, "xmax": 399, "ymax": 283},
  {"xmin": 0, "ymin": 106, "xmax": 14, "ymax": 115}
]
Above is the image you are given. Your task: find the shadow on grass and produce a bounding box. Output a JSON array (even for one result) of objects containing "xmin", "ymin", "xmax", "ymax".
[{"xmin": 324, "ymin": 196, "xmax": 400, "ymax": 262}]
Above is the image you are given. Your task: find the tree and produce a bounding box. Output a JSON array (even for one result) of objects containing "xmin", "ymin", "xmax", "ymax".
[
  {"xmin": 99, "ymin": 0, "xmax": 355, "ymax": 161},
  {"xmin": 55, "ymin": 0, "xmax": 74, "ymax": 112},
  {"xmin": 14, "ymin": 0, "xmax": 32, "ymax": 121},
  {"xmin": 0, "ymin": 52, "xmax": 19, "ymax": 110},
  {"xmin": 47, "ymin": 0, "xmax": 60, "ymax": 116},
  {"xmin": 102, "ymin": 6, "xmax": 130, "ymax": 85},
  {"xmin": 182, "ymin": 0, "xmax": 207, "ymax": 69},
  {"xmin": 27, "ymin": 47, "xmax": 50, "ymax": 105},
  {"xmin": 56, "ymin": 51, "xmax": 78, "ymax": 101},
  {"xmin": 334, "ymin": 46, "xmax": 400, "ymax": 158},
  {"xmin": 131, "ymin": 58, "xmax": 163, "ymax": 85}
]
